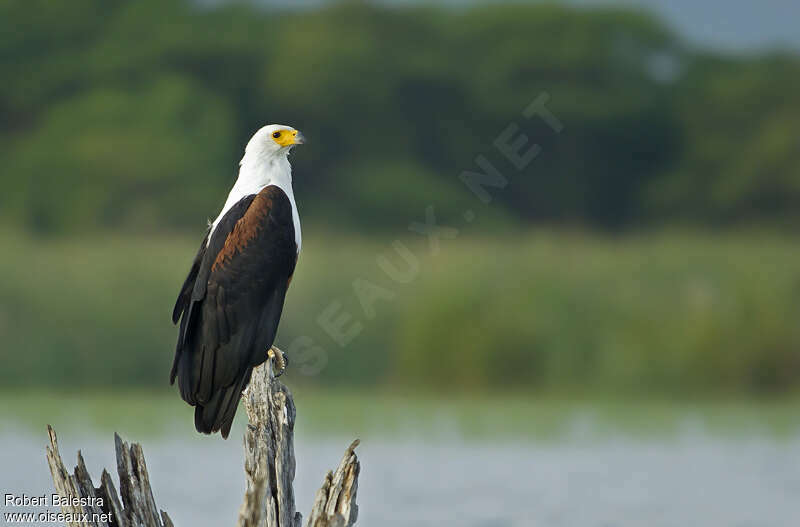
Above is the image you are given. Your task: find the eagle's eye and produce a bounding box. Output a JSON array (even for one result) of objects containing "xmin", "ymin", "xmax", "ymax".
[{"xmin": 272, "ymin": 132, "xmax": 281, "ymax": 138}]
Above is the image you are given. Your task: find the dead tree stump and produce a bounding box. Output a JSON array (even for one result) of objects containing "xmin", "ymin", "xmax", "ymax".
[
  {"xmin": 46, "ymin": 426, "xmax": 173, "ymax": 527},
  {"xmin": 46, "ymin": 357, "xmax": 360, "ymax": 527}
]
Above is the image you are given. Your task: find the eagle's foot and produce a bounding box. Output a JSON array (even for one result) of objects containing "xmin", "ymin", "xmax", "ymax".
[{"xmin": 267, "ymin": 345, "xmax": 289, "ymax": 378}]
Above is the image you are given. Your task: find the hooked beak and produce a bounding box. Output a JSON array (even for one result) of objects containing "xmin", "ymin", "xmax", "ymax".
[{"xmin": 293, "ymin": 130, "xmax": 306, "ymax": 145}]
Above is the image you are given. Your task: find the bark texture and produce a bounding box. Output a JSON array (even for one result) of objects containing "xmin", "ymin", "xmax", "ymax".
[
  {"xmin": 46, "ymin": 425, "xmax": 173, "ymax": 527},
  {"xmin": 46, "ymin": 356, "xmax": 360, "ymax": 527}
]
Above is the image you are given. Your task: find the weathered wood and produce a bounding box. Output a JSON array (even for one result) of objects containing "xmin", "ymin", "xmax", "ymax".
[
  {"xmin": 114, "ymin": 433, "xmax": 173, "ymax": 527},
  {"xmin": 46, "ymin": 352, "xmax": 360, "ymax": 527},
  {"xmin": 237, "ymin": 359, "xmax": 302, "ymax": 527},
  {"xmin": 305, "ymin": 440, "xmax": 360, "ymax": 527},
  {"xmin": 46, "ymin": 427, "xmax": 106, "ymax": 527},
  {"xmin": 46, "ymin": 425, "xmax": 172, "ymax": 527}
]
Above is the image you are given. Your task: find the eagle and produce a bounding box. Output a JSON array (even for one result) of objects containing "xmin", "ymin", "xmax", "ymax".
[{"xmin": 170, "ymin": 124, "xmax": 304, "ymax": 438}]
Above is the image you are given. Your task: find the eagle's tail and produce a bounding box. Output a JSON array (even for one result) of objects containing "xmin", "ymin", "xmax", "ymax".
[{"xmin": 194, "ymin": 367, "xmax": 253, "ymax": 439}]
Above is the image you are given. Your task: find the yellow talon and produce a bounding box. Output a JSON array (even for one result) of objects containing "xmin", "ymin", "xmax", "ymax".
[{"xmin": 268, "ymin": 346, "xmax": 287, "ymax": 377}]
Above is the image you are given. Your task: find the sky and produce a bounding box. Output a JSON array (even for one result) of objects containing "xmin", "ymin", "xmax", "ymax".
[{"xmin": 569, "ymin": 0, "xmax": 800, "ymax": 53}]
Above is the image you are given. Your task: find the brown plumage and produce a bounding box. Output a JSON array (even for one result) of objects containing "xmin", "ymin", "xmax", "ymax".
[
  {"xmin": 212, "ymin": 191, "xmax": 275, "ymax": 272},
  {"xmin": 171, "ymin": 185, "xmax": 297, "ymax": 438}
]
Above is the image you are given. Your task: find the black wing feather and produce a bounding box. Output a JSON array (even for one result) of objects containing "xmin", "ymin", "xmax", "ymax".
[
  {"xmin": 171, "ymin": 187, "xmax": 296, "ymax": 438},
  {"xmin": 170, "ymin": 196, "xmax": 255, "ymax": 386},
  {"xmin": 172, "ymin": 229, "xmax": 209, "ymax": 324}
]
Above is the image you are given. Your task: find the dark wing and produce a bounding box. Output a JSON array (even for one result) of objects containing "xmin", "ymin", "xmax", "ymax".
[
  {"xmin": 170, "ymin": 185, "xmax": 297, "ymax": 438},
  {"xmin": 172, "ymin": 229, "xmax": 210, "ymax": 324}
]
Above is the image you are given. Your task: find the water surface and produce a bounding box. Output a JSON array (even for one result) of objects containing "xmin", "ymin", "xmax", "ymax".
[{"xmin": 2, "ymin": 425, "xmax": 798, "ymax": 527}]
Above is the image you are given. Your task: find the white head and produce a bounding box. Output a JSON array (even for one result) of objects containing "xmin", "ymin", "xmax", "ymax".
[
  {"xmin": 242, "ymin": 124, "xmax": 306, "ymax": 162},
  {"xmin": 212, "ymin": 123, "xmax": 305, "ymax": 248}
]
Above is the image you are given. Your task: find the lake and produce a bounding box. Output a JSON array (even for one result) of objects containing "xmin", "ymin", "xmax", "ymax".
[{"xmin": 2, "ymin": 404, "xmax": 800, "ymax": 527}]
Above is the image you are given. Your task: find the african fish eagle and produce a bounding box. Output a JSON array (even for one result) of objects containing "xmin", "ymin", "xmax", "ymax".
[{"xmin": 170, "ymin": 124, "xmax": 304, "ymax": 438}]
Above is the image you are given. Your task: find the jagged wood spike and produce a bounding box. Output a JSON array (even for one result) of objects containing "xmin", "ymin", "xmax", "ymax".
[
  {"xmin": 46, "ymin": 353, "xmax": 360, "ymax": 527},
  {"xmin": 99, "ymin": 469, "xmax": 127, "ymax": 527},
  {"xmin": 46, "ymin": 425, "xmax": 171, "ymax": 527},
  {"xmin": 306, "ymin": 440, "xmax": 360, "ymax": 527}
]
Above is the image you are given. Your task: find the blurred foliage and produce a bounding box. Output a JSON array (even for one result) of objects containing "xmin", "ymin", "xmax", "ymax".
[
  {"xmin": 2, "ymin": 230, "xmax": 800, "ymax": 396},
  {"xmin": 1, "ymin": 0, "xmax": 798, "ymax": 233},
  {"xmin": 1, "ymin": 1, "xmax": 799, "ymax": 395},
  {"xmin": 648, "ymin": 54, "xmax": 800, "ymax": 224}
]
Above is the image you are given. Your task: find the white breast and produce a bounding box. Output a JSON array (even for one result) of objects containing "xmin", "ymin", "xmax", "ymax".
[{"xmin": 209, "ymin": 153, "xmax": 301, "ymax": 253}]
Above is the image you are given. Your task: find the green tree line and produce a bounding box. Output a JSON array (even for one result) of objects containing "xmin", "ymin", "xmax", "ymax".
[{"xmin": 1, "ymin": 0, "xmax": 799, "ymax": 234}]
